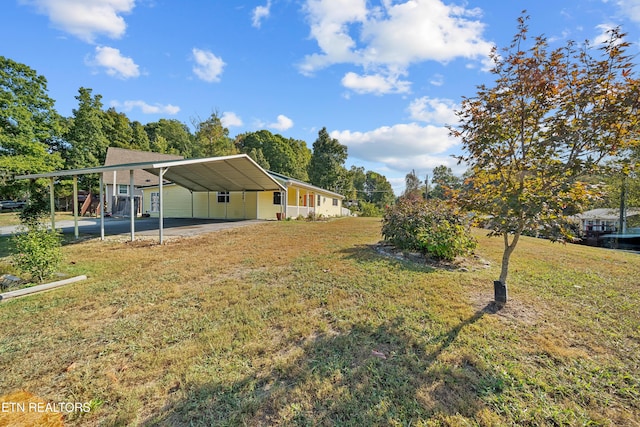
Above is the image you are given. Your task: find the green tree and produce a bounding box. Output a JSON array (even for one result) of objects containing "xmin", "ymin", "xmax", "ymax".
[
  {"xmin": 451, "ymin": 15, "xmax": 640, "ymax": 303},
  {"xmin": 149, "ymin": 134, "xmax": 172, "ymax": 154},
  {"xmin": 0, "ymin": 56, "xmax": 63, "ymax": 198},
  {"xmin": 64, "ymin": 87, "xmax": 110, "ymax": 191},
  {"xmin": 193, "ymin": 112, "xmax": 235, "ymax": 157},
  {"xmin": 431, "ymin": 165, "xmax": 461, "ymax": 200},
  {"xmin": 65, "ymin": 87, "xmax": 109, "ymax": 170},
  {"xmin": 236, "ymin": 130, "xmax": 311, "ymax": 181},
  {"xmin": 402, "ymin": 169, "xmax": 423, "ymax": 200},
  {"xmin": 130, "ymin": 120, "xmax": 151, "ymax": 152},
  {"xmin": 346, "ymin": 165, "xmax": 366, "ymax": 202},
  {"xmin": 145, "ymin": 119, "xmax": 193, "ymax": 156},
  {"xmin": 308, "ymin": 127, "xmax": 348, "ymax": 193},
  {"xmin": 286, "ymin": 136, "xmax": 312, "ymax": 181},
  {"xmin": 345, "ymin": 166, "xmax": 394, "ymax": 210},
  {"xmin": 365, "ymin": 170, "xmax": 395, "ymax": 208},
  {"xmin": 247, "ymin": 147, "xmax": 271, "ymax": 170},
  {"xmin": 103, "ymin": 107, "xmax": 133, "ymax": 149}
]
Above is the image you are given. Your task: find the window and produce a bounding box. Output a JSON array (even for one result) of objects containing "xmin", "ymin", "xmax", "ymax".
[
  {"xmin": 317, "ymin": 194, "xmax": 321, "ymax": 206},
  {"xmin": 273, "ymin": 191, "xmax": 282, "ymax": 205},
  {"xmin": 150, "ymin": 192, "xmax": 160, "ymax": 212},
  {"xmin": 118, "ymin": 184, "xmax": 129, "ymax": 195},
  {"xmin": 332, "ymin": 198, "xmax": 338, "ymax": 206},
  {"xmin": 217, "ymin": 191, "xmax": 229, "ymax": 203}
]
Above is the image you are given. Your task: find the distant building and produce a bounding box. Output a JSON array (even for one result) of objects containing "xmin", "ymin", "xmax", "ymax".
[
  {"xmin": 573, "ymin": 208, "xmax": 640, "ymax": 233},
  {"xmin": 572, "ymin": 208, "xmax": 640, "ymax": 247},
  {"xmin": 103, "ymin": 147, "xmax": 182, "ymax": 216}
]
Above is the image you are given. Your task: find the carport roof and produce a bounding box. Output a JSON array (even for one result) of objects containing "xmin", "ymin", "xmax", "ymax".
[{"xmin": 16, "ymin": 154, "xmax": 285, "ymax": 192}]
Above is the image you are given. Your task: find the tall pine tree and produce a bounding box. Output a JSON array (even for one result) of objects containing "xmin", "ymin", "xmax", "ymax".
[{"xmin": 308, "ymin": 127, "xmax": 348, "ymax": 194}]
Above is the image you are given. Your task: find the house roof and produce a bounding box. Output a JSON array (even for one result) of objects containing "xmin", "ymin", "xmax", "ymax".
[
  {"xmin": 148, "ymin": 155, "xmax": 285, "ymax": 192},
  {"xmin": 104, "ymin": 147, "xmax": 183, "ymax": 186},
  {"xmin": 16, "ymin": 154, "xmax": 285, "ymax": 192},
  {"xmin": 573, "ymin": 208, "xmax": 640, "ymax": 221},
  {"xmin": 268, "ymin": 171, "xmax": 345, "ymax": 199}
]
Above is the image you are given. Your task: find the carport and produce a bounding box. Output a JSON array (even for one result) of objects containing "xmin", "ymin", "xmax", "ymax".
[{"xmin": 16, "ymin": 154, "xmax": 285, "ymax": 244}]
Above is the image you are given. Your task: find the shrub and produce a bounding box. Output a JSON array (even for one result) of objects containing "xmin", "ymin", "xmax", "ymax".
[
  {"xmin": 19, "ymin": 182, "xmax": 50, "ymax": 227},
  {"xmin": 358, "ymin": 201, "xmax": 382, "ymax": 217},
  {"xmin": 382, "ymin": 198, "xmax": 476, "ymax": 261},
  {"xmin": 12, "ymin": 224, "xmax": 62, "ymax": 283}
]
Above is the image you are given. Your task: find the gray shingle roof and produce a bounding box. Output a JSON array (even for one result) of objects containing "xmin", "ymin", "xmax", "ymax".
[
  {"xmin": 573, "ymin": 208, "xmax": 640, "ymax": 220},
  {"xmin": 103, "ymin": 147, "xmax": 183, "ymax": 186}
]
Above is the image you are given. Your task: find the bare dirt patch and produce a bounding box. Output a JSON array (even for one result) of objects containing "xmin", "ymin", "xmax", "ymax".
[
  {"xmin": 468, "ymin": 292, "xmax": 542, "ymax": 326},
  {"xmin": 373, "ymin": 241, "xmax": 491, "ymax": 272}
]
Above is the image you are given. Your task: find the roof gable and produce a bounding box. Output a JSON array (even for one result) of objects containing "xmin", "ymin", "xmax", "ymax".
[{"xmin": 104, "ymin": 147, "xmax": 183, "ymax": 186}]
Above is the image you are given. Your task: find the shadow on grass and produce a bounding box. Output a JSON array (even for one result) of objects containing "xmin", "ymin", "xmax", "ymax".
[
  {"xmin": 0, "ymin": 233, "xmax": 92, "ymax": 264},
  {"xmin": 339, "ymin": 244, "xmax": 437, "ymax": 273},
  {"xmin": 142, "ymin": 305, "xmax": 503, "ymax": 426},
  {"xmin": 0, "ymin": 236, "xmax": 14, "ymax": 258}
]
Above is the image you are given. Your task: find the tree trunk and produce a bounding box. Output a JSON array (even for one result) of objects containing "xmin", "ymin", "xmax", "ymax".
[{"xmin": 494, "ymin": 231, "xmax": 521, "ymax": 304}]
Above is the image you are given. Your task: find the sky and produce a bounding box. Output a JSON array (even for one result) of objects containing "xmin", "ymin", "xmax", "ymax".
[{"xmin": 2, "ymin": 0, "xmax": 640, "ymax": 195}]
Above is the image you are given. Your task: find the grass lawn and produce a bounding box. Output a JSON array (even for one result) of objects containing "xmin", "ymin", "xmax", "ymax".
[{"xmin": 0, "ymin": 217, "xmax": 638, "ymax": 426}]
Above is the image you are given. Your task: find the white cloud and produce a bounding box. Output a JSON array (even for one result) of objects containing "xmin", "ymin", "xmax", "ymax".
[
  {"xmin": 299, "ymin": 0, "xmax": 368, "ymax": 75},
  {"xmin": 360, "ymin": 1, "xmax": 491, "ymax": 65},
  {"xmin": 331, "ymin": 122, "xmax": 459, "ymax": 175},
  {"xmin": 612, "ymin": 0, "xmax": 640, "ymax": 22},
  {"xmin": 408, "ymin": 97, "xmax": 459, "ymax": 125},
  {"xmin": 299, "ymin": 0, "xmax": 494, "ymax": 86},
  {"xmin": 593, "ymin": 23, "xmax": 618, "ymax": 45},
  {"xmin": 192, "ymin": 48, "xmax": 225, "ymax": 82},
  {"xmin": 252, "ymin": 1, "xmax": 271, "ymax": 28},
  {"xmin": 341, "ymin": 71, "xmax": 411, "ymax": 95},
  {"xmin": 268, "ymin": 114, "xmax": 294, "ymax": 131},
  {"xmin": 221, "ymin": 112, "xmax": 243, "ymax": 127},
  {"xmin": 88, "ymin": 46, "xmax": 140, "ymax": 79},
  {"xmin": 378, "ymin": 153, "xmax": 462, "ymax": 178},
  {"xmin": 21, "ymin": 0, "xmax": 135, "ymax": 43},
  {"xmin": 429, "ymin": 74, "xmax": 444, "ymax": 87},
  {"xmin": 112, "ymin": 100, "xmax": 180, "ymax": 115}
]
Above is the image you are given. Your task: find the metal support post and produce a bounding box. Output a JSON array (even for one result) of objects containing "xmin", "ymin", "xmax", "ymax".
[
  {"xmin": 130, "ymin": 170, "xmax": 135, "ymax": 242},
  {"xmin": 49, "ymin": 177, "xmax": 56, "ymax": 230},
  {"xmin": 73, "ymin": 175, "xmax": 79, "ymax": 239},
  {"xmin": 99, "ymin": 174, "xmax": 105, "ymax": 240}
]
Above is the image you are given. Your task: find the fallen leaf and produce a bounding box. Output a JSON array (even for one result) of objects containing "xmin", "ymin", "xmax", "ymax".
[{"xmin": 371, "ymin": 350, "xmax": 386, "ymax": 359}]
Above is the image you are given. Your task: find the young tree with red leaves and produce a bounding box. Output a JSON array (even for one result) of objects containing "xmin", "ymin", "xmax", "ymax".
[{"xmin": 451, "ymin": 14, "xmax": 640, "ymax": 304}]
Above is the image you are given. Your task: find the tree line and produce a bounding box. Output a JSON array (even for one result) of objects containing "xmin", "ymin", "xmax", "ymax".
[{"xmin": 0, "ymin": 56, "xmax": 394, "ymax": 212}]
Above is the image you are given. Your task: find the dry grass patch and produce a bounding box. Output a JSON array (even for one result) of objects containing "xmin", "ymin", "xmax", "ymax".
[{"xmin": 0, "ymin": 218, "xmax": 638, "ymax": 426}]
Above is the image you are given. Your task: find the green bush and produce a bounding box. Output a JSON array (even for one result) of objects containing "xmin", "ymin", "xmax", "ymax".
[
  {"xmin": 381, "ymin": 198, "xmax": 476, "ymax": 261},
  {"xmin": 12, "ymin": 224, "xmax": 62, "ymax": 283},
  {"xmin": 358, "ymin": 201, "xmax": 382, "ymax": 217}
]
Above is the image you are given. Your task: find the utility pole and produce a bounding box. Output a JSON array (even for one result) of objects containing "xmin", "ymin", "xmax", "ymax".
[
  {"xmin": 619, "ymin": 174, "xmax": 627, "ymax": 235},
  {"xmin": 424, "ymin": 174, "xmax": 430, "ymax": 199}
]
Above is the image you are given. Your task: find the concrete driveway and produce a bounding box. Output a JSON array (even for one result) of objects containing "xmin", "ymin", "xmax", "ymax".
[{"xmin": 0, "ymin": 217, "xmax": 265, "ymax": 239}]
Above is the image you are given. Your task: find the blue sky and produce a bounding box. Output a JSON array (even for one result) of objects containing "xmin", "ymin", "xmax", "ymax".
[{"xmin": 2, "ymin": 0, "xmax": 640, "ymax": 195}]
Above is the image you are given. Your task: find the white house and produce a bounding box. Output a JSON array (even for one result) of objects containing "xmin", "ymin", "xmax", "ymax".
[{"xmin": 573, "ymin": 208, "xmax": 640, "ymax": 235}]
